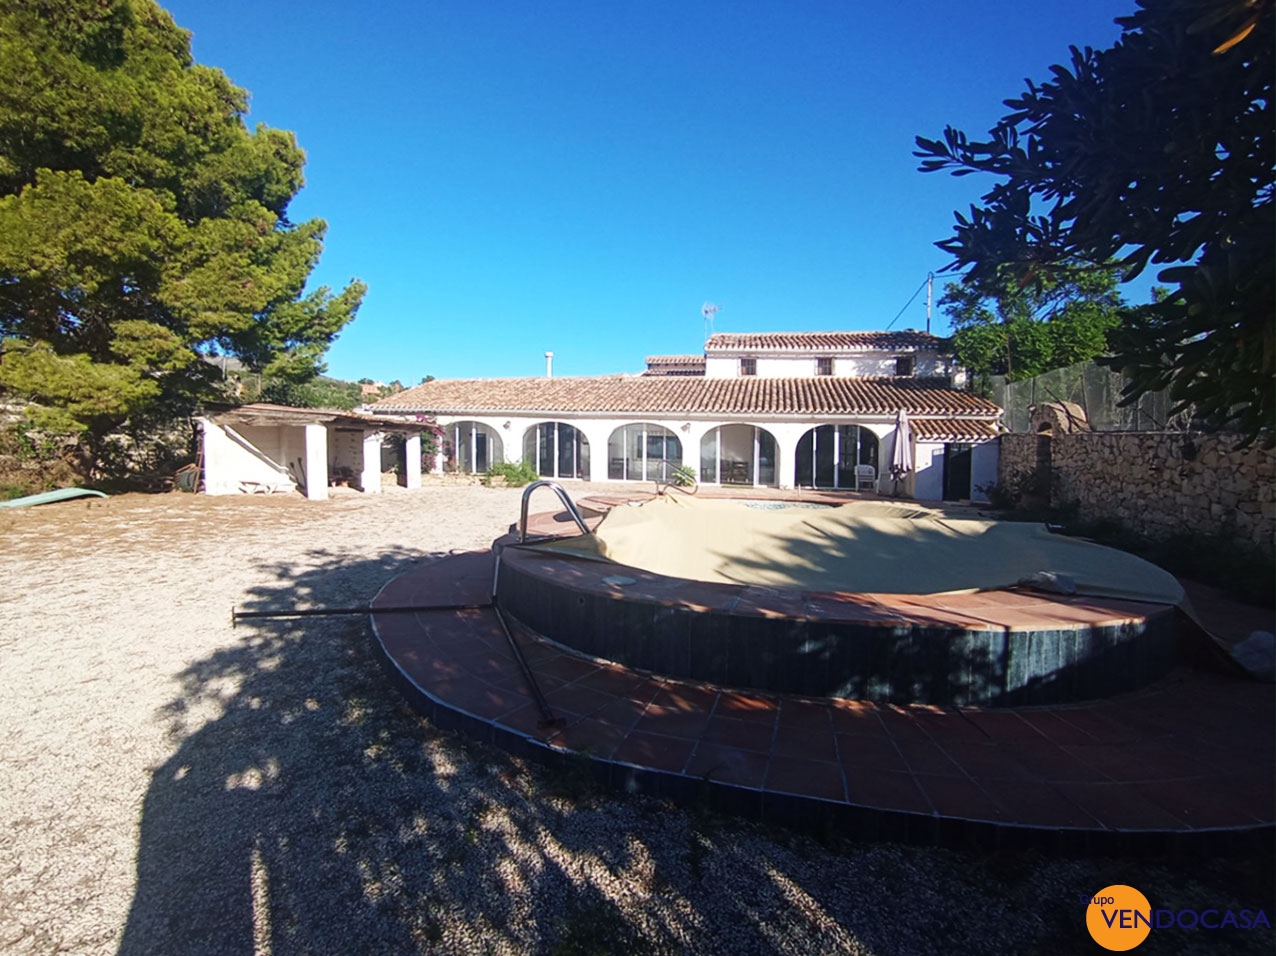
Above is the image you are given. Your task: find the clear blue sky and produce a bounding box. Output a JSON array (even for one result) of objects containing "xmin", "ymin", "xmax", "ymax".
[{"xmin": 162, "ymin": 0, "xmax": 1149, "ymax": 383}]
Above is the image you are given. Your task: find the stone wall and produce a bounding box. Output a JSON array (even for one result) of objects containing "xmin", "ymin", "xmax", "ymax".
[
  {"xmin": 999, "ymin": 431, "xmax": 1275, "ymax": 554},
  {"xmin": 999, "ymin": 434, "xmax": 1038, "ymax": 486}
]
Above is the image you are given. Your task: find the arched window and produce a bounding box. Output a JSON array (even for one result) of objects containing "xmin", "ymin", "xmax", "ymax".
[
  {"xmin": 607, "ymin": 423, "xmax": 682, "ymax": 481},
  {"xmin": 446, "ymin": 421, "xmax": 503, "ymax": 474},
  {"xmin": 698, "ymin": 425, "xmax": 778, "ymax": 487},
  {"xmin": 522, "ymin": 422, "xmax": 590, "ymax": 479},
  {"xmin": 795, "ymin": 425, "xmax": 879, "ymax": 488}
]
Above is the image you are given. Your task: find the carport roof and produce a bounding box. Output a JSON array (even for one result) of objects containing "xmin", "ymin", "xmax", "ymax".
[{"xmin": 204, "ymin": 402, "xmax": 426, "ymax": 431}]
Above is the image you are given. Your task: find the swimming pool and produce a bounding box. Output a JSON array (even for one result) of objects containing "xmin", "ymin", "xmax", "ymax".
[{"xmin": 496, "ymin": 496, "xmax": 1183, "ymax": 706}]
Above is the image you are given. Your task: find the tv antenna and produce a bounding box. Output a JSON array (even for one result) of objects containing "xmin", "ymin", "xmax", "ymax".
[{"xmin": 701, "ymin": 302, "xmax": 720, "ymax": 342}]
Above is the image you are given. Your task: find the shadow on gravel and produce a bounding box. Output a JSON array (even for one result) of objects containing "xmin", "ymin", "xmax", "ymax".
[{"xmin": 117, "ymin": 550, "xmax": 1276, "ymax": 956}]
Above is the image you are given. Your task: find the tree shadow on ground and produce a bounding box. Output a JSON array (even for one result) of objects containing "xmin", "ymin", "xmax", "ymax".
[{"xmin": 116, "ymin": 549, "xmax": 1275, "ymax": 955}]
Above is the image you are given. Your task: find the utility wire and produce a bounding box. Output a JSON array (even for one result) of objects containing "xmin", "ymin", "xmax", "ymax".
[{"xmin": 885, "ymin": 276, "xmax": 930, "ymax": 330}]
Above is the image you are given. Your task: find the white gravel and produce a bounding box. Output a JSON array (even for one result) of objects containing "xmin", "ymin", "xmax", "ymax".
[{"xmin": 0, "ymin": 483, "xmax": 1268, "ymax": 955}]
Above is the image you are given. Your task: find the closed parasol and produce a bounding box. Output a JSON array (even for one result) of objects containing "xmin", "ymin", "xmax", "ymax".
[{"xmin": 890, "ymin": 408, "xmax": 914, "ymax": 495}]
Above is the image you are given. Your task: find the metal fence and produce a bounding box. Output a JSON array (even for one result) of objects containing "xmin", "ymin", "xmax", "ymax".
[{"xmin": 990, "ymin": 361, "xmax": 1183, "ymax": 433}]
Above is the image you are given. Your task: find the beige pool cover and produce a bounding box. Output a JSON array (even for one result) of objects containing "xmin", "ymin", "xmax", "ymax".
[{"xmin": 535, "ymin": 495, "xmax": 1185, "ymax": 606}]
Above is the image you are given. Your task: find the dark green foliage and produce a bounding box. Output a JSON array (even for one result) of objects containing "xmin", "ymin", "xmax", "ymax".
[
  {"xmin": 916, "ymin": 0, "xmax": 1273, "ymax": 443},
  {"xmin": 940, "ymin": 262, "xmax": 1124, "ymax": 393},
  {"xmin": 258, "ymin": 376, "xmax": 363, "ymax": 411},
  {"xmin": 484, "ymin": 460, "xmax": 540, "ymax": 487},
  {"xmin": 0, "ymin": 0, "xmax": 365, "ymax": 466},
  {"xmin": 668, "ymin": 463, "xmax": 698, "ymax": 487},
  {"xmin": 1063, "ymin": 517, "xmax": 1274, "ymax": 607}
]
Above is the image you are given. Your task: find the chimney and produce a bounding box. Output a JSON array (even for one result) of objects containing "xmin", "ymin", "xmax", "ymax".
[{"xmin": 545, "ymin": 351, "xmax": 554, "ymax": 378}]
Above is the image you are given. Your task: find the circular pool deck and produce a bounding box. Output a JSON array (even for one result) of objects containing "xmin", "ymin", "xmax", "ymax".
[{"xmin": 369, "ymin": 507, "xmax": 1274, "ymax": 856}]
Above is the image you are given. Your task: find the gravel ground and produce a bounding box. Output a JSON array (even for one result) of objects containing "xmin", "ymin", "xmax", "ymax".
[{"xmin": 0, "ymin": 483, "xmax": 1270, "ymax": 956}]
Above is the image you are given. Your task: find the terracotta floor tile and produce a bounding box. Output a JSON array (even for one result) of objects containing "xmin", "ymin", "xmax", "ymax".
[
  {"xmin": 1061, "ymin": 743, "xmax": 1202, "ymax": 784},
  {"xmin": 913, "ymin": 774, "xmax": 1001, "ymax": 822},
  {"xmin": 634, "ymin": 703, "xmax": 712, "ymax": 739},
  {"xmin": 1051, "ymin": 782, "xmax": 1191, "ymax": 831},
  {"xmin": 1049, "ymin": 708, "xmax": 1135, "ymax": 743},
  {"xmin": 1001, "ymin": 739, "xmax": 1111, "ymax": 784},
  {"xmin": 773, "ymin": 722, "xmax": 838, "ymax": 763},
  {"xmin": 1099, "ymin": 703, "xmax": 1190, "ymax": 740},
  {"xmin": 907, "ymin": 708, "xmax": 987, "ymax": 743},
  {"xmin": 436, "ymin": 680, "xmax": 521, "ymax": 720},
  {"xmin": 702, "ymin": 716, "xmax": 775, "ymax": 753},
  {"xmin": 377, "ymin": 551, "xmax": 1274, "ymax": 838},
  {"xmin": 651, "ymin": 684, "xmax": 721, "ymax": 713},
  {"xmin": 829, "ymin": 699, "xmax": 888, "ymax": 736},
  {"xmin": 535, "ymin": 655, "xmax": 603, "ymax": 685},
  {"xmin": 892, "ymin": 737, "xmax": 963, "ymax": 776},
  {"xmin": 765, "ymin": 755, "xmax": 847, "ymax": 802},
  {"xmin": 844, "ymin": 768, "xmax": 932, "ymax": 813},
  {"xmin": 451, "ymin": 650, "xmax": 519, "ymax": 683},
  {"xmin": 778, "ymin": 698, "xmax": 834, "ymax": 730},
  {"xmin": 939, "ymin": 741, "xmax": 1029, "ymax": 781},
  {"xmin": 611, "ymin": 731, "xmax": 697, "ymax": 774},
  {"xmin": 542, "ymin": 684, "xmax": 617, "ymax": 720},
  {"xmin": 397, "ymin": 653, "xmax": 464, "ymax": 687},
  {"xmin": 1018, "ymin": 710, "xmax": 1104, "ymax": 746},
  {"xmin": 514, "ymin": 641, "xmax": 563, "ymax": 666},
  {"xmin": 837, "ymin": 734, "xmax": 910, "ymax": 773},
  {"xmin": 685, "ymin": 743, "xmax": 770, "ymax": 789},
  {"xmin": 1136, "ymin": 775, "xmax": 1274, "ymax": 828},
  {"xmin": 803, "ymin": 595, "xmax": 903, "ymax": 624},
  {"xmin": 586, "ymin": 695, "xmax": 651, "ymax": 733},
  {"xmin": 554, "ymin": 719, "xmax": 628, "ymax": 760},
  {"xmin": 958, "ymin": 711, "xmax": 1046, "ymax": 744},
  {"xmin": 874, "ymin": 706, "xmax": 930, "ymax": 744},
  {"xmin": 573, "ymin": 665, "xmax": 649, "ymax": 698},
  {"xmin": 975, "ymin": 780, "xmax": 1100, "ymax": 828},
  {"xmin": 716, "ymin": 691, "xmax": 781, "ymax": 723},
  {"xmin": 496, "ymin": 702, "xmax": 554, "ymax": 738}
]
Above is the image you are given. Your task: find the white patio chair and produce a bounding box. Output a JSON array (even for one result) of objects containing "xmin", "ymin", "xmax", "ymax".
[{"xmin": 855, "ymin": 464, "xmax": 877, "ymax": 492}]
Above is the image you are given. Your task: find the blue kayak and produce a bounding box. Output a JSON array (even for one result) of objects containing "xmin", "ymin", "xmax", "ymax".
[{"xmin": 0, "ymin": 487, "xmax": 108, "ymax": 509}]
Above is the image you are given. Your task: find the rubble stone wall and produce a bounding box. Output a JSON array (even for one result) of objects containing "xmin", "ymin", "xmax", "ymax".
[
  {"xmin": 999, "ymin": 431, "xmax": 1275, "ymax": 554},
  {"xmin": 999, "ymin": 434, "xmax": 1038, "ymax": 484}
]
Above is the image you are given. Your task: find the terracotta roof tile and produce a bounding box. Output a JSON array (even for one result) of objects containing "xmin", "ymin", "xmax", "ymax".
[
  {"xmin": 911, "ymin": 418, "xmax": 1002, "ymax": 441},
  {"xmin": 371, "ymin": 375, "xmax": 999, "ymax": 418},
  {"xmin": 644, "ymin": 354, "xmax": 705, "ymax": 366},
  {"xmin": 644, "ymin": 354, "xmax": 706, "ymax": 375},
  {"xmin": 705, "ymin": 331, "xmax": 944, "ymax": 351}
]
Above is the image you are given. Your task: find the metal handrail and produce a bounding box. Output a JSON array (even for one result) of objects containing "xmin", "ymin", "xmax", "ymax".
[{"xmin": 518, "ymin": 479, "xmax": 591, "ymax": 543}]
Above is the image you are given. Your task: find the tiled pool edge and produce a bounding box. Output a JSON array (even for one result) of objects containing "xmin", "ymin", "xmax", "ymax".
[
  {"xmin": 369, "ymin": 565, "xmax": 1273, "ymax": 860},
  {"xmin": 496, "ymin": 545, "xmax": 1180, "ymax": 707}
]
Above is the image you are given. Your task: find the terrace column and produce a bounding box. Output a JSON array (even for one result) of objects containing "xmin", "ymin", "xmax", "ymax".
[
  {"xmin": 360, "ymin": 431, "xmax": 383, "ymax": 494},
  {"xmin": 577, "ymin": 421, "xmax": 612, "ymax": 482},
  {"xmin": 404, "ymin": 433, "xmax": 422, "ymax": 489},
  {"xmin": 771, "ymin": 425, "xmax": 804, "ymax": 491},
  {"xmin": 303, "ymin": 424, "xmax": 329, "ymax": 501}
]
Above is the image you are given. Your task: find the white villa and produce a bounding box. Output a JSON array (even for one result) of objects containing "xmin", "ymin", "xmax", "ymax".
[{"xmin": 371, "ymin": 331, "xmax": 1003, "ymax": 502}]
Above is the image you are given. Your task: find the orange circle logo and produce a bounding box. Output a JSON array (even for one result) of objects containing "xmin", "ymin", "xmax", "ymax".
[{"xmin": 1087, "ymin": 884, "xmax": 1153, "ymax": 950}]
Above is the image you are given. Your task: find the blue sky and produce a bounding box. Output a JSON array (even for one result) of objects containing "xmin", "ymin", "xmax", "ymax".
[{"xmin": 162, "ymin": 0, "xmax": 1148, "ymax": 383}]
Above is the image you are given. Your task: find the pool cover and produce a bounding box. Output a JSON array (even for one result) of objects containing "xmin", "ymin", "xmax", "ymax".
[{"xmin": 532, "ymin": 495, "xmax": 1185, "ymax": 606}]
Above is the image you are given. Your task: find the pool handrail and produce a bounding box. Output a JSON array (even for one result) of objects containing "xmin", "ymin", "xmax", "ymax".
[{"xmin": 518, "ymin": 480, "xmax": 591, "ymax": 543}]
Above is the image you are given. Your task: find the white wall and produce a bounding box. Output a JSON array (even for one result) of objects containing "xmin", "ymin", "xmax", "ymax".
[
  {"xmin": 911, "ymin": 439, "xmax": 999, "ymax": 502},
  {"xmin": 199, "ymin": 419, "xmax": 298, "ymax": 495},
  {"xmin": 913, "ymin": 442, "xmax": 946, "ymax": 502},
  {"xmin": 971, "ymin": 441, "xmax": 999, "ymax": 504},
  {"xmin": 703, "ymin": 350, "xmax": 952, "ymax": 379},
  {"xmin": 704, "ymin": 356, "xmax": 739, "ymax": 378},
  {"xmin": 330, "ymin": 428, "xmax": 364, "ymax": 480},
  {"xmin": 429, "ymin": 413, "xmax": 907, "ymax": 491}
]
